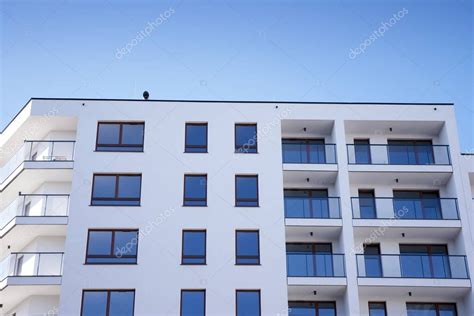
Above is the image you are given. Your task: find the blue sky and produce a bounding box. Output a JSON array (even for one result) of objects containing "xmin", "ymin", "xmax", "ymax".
[{"xmin": 1, "ymin": 0, "xmax": 472, "ymax": 150}]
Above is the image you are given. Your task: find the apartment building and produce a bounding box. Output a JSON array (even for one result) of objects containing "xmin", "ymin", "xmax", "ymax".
[{"xmin": 0, "ymin": 98, "xmax": 473, "ymax": 316}]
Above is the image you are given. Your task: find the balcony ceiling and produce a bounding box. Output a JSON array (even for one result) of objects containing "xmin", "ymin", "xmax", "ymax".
[
  {"xmin": 281, "ymin": 119, "xmax": 334, "ymax": 138},
  {"xmin": 344, "ymin": 120, "xmax": 444, "ymax": 136}
]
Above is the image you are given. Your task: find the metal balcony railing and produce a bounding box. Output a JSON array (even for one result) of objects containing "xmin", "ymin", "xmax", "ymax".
[
  {"xmin": 356, "ymin": 254, "xmax": 469, "ymax": 279},
  {"xmin": 286, "ymin": 253, "xmax": 346, "ymax": 277},
  {"xmin": 347, "ymin": 144, "xmax": 451, "ymax": 165},
  {"xmin": 282, "ymin": 141, "xmax": 337, "ymax": 164},
  {"xmin": 284, "ymin": 196, "xmax": 341, "ymax": 219},
  {"xmin": 0, "ymin": 140, "xmax": 75, "ymax": 184},
  {"xmin": 0, "ymin": 252, "xmax": 64, "ymax": 281},
  {"xmin": 0, "ymin": 194, "xmax": 70, "ymax": 230},
  {"xmin": 351, "ymin": 197, "xmax": 459, "ymax": 220}
]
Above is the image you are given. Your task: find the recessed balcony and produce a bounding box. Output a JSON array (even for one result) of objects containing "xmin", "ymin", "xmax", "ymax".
[
  {"xmin": 356, "ymin": 254, "xmax": 470, "ymax": 297},
  {"xmin": 351, "ymin": 197, "xmax": 461, "ymax": 239},
  {"xmin": 1, "ymin": 194, "xmax": 69, "ymax": 254},
  {"xmin": 0, "ymin": 252, "xmax": 63, "ymax": 312}
]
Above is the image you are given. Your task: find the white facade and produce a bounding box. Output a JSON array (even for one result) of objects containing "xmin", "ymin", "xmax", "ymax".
[{"xmin": 0, "ymin": 98, "xmax": 473, "ymax": 315}]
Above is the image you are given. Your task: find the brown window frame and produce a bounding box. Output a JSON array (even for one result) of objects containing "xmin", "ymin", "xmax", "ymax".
[
  {"xmin": 81, "ymin": 289, "xmax": 135, "ymax": 316},
  {"xmin": 235, "ymin": 230, "xmax": 260, "ymax": 265},
  {"xmin": 91, "ymin": 174, "xmax": 142, "ymax": 206},
  {"xmin": 185, "ymin": 123, "xmax": 208, "ymax": 153},
  {"xmin": 235, "ymin": 175, "xmax": 259, "ymax": 207},
  {"xmin": 95, "ymin": 122, "xmax": 145, "ymax": 152},
  {"xmin": 180, "ymin": 289, "xmax": 206, "ymax": 316},
  {"xmin": 181, "ymin": 230, "xmax": 207, "ymax": 265},
  {"xmin": 183, "ymin": 174, "xmax": 208, "ymax": 206},
  {"xmin": 236, "ymin": 290, "xmax": 261, "ymax": 316},
  {"xmin": 235, "ymin": 123, "xmax": 258, "ymax": 153},
  {"xmin": 85, "ymin": 229, "xmax": 139, "ymax": 264}
]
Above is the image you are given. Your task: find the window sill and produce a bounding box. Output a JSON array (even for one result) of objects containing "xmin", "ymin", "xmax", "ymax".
[
  {"xmin": 84, "ymin": 262, "xmax": 138, "ymax": 265},
  {"xmin": 182, "ymin": 204, "xmax": 208, "ymax": 207},
  {"xmin": 94, "ymin": 150, "xmax": 144, "ymax": 153},
  {"xmin": 181, "ymin": 263, "xmax": 207, "ymax": 266},
  {"xmin": 89, "ymin": 204, "xmax": 142, "ymax": 207}
]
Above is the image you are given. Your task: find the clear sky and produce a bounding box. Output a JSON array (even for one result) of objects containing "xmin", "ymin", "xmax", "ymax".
[{"xmin": 1, "ymin": 0, "xmax": 472, "ymax": 150}]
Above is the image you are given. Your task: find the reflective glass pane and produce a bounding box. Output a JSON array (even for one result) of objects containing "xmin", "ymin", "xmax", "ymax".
[
  {"xmin": 122, "ymin": 124, "xmax": 144, "ymax": 145},
  {"xmin": 82, "ymin": 291, "xmax": 107, "ymax": 316},
  {"xmin": 369, "ymin": 302, "xmax": 386, "ymax": 316},
  {"xmin": 184, "ymin": 176, "xmax": 207, "ymax": 206},
  {"xmin": 186, "ymin": 124, "xmax": 207, "ymax": 152},
  {"xmin": 236, "ymin": 231, "xmax": 259, "ymax": 264},
  {"xmin": 97, "ymin": 124, "xmax": 120, "ymax": 145},
  {"xmin": 118, "ymin": 176, "xmax": 141, "ymax": 199},
  {"xmin": 93, "ymin": 176, "xmax": 116, "ymax": 198},
  {"xmin": 114, "ymin": 231, "xmax": 138, "ymax": 257},
  {"xmin": 109, "ymin": 291, "xmax": 135, "ymax": 316},
  {"xmin": 88, "ymin": 231, "xmax": 112, "ymax": 256},
  {"xmin": 236, "ymin": 291, "xmax": 260, "ymax": 316},
  {"xmin": 236, "ymin": 125, "xmax": 257, "ymax": 153},
  {"xmin": 183, "ymin": 231, "xmax": 206, "ymax": 264},
  {"xmin": 236, "ymin": 176, "xmax": 258, "ymax": 206},
  {"xmin": 181, "ymin": 291, "xmax": 205, "ymax": 316}
]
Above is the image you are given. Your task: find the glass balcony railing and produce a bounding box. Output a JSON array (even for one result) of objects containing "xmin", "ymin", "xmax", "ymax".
[
  {"xmin": 351, "ymin": 197, "xmax": 459, "ymax": 220},
  {"xmin": 0, "ymin": 252, "xmax": 64, "ymax": 281},
  {"xmin": 0, "ymin": 194, "xmax": 70, "ymax": 230},
  {"xmin": 284, "ymin": 197, "xmax": 341, "ymax": 219},
  {"xmin": 347, "ymin": 144, "xmax": 451, "ymax": 165},
  {"xmin": 286, "ymin": 253, "xmax": 346, "ymax": 277},
  {"xmin": 356, "ymin": 254, "xmax": 469, "ymax": 279},
  {"xmin": 0, "ymin": 140, "xmax": 75, "ymax": 183},
  {"xmin": 282, "ymin": 141, "xmax": 337, "ymax": 164}
]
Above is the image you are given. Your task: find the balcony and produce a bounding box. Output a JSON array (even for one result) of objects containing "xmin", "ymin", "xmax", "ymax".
[
  {"xmin": 356, "ymin": 254, "xmax": 470, "ymax": 297},
  {"xmin": 1, "ymin": 194, "xmax": 69, "ymax": 254},
  {"xmin": 0, "ymin": 252, "xmax": 63, "ymax": 311},
  {"xmin": 351, "ymin": 198, "xmax": 461, "ymax": 239},
  {"xmin": 285, "ymin": 196, "xmax": 342, "ymax": 240},
  {"xmin": 347, "ymin": 144, "xmax": 452, "ymax": 186},
  {"xmin": 0, "ymin": 141, "xmax": 75, "ymax": 207},
  {"xmin": 287, "ymin": 252, "xmax": 346, "ymax": 298}
]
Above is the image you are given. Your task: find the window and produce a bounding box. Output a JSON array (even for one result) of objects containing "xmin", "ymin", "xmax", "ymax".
[
  {"xmin": 236, "ymin": 230, "xmax": 260, "ymax": 265},
  {"xmin": 86, "ymin": 229, "xmax": 138, "ymax": 264},
  {"xmin": 354, "ymin": 139, "xmax": 371, "ymax": 164},
  {"xmin": 288, "ymin": 302, "xmax": 336, "ymax": 316},
  {"xmin": 96, "ymin": 122, "xmax": 144, "ymax": 152},
  {"xmin": 286, "ymin": 243, "xmax": 335, "ymax": 277},
  {"xmin": 81, "ymin": 290, "xmax": 135, "ymax": 316},
  {"xmin": 181, "ymin": 290, "xmax": 205, "ymax": 316},
  {"xmin": 364, "ymin": 244, "xmax": 382, "ymax": 277},
  {"xmin": 236, "ymin": 290, "xmax": 261, "ymax": 316},
  {"xmin": 183, "ymin": 175, "xmax": 207, "ymax": 206},
  {"xmin": 388, "ymin": 139, "xmax": 434, "ymax": 165},
  {"xmin": 406, "ymin": 303, "xmax": 457, "ymax": 316},
  {"xmin": 399, "ymin": 244, "xmax": 450, "ymax": 278},
  {"xmin": 235, "ymin": 175, "xmax": 259, "ymax": 207},
  {"xmin": 235, "ymin": 124, "xmax": 257, "ymax": 153},
  {"xmin": 182, "ymin": 230, "xmax": 206, "ymax": 264},
  {"xmin": 358, "ymin": 190, "xmax": 376, "ymax": 219},
  {"xmin": 185, "ymin": 123, "xmax": 208, "ymax": 153},
  {"xmin": 369, "ymin": 302, "xmax": 386, "ymax": 316},
  {"xmin": 91, "ymin": 174, "xmax": 142, "ymax": 206},
  {"xmin": 282, "ymin": 139, "xmax": 328, "ymax": 164},
  {"xmin": 393, "ymin": 191, "xmax": 441, "ymax": 219},
  {"xmin": 284, "ymin": 189, "xmax": 330, "ymax": 218}
]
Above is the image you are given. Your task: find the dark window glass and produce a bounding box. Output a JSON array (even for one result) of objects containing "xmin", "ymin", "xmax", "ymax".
[
  {"xmin": 86, "ymin": 230, "xmax": 138, "ymax": 264},
  {"xmin": 388, "ymin": 140, "xmax": 434, "ymax": 165},
  {"xmin": 289, "ymin": 302, "xmax": 336, "ymax": 316},
  {"xmin": 236, "ymin": 231, "xmax": 259, "ymax": 265},
  {"xmin": 359, "ymin": 190, "xmax": 376, "ymax": 219},
  {"xmin": 393, "ymin": 191, "xmax": 441, "ymax": 219},
  {"xmin": 236, "ymin": 290, "xmax": 261, "ymax": 316},
  {"xmin": 399, "ymin": 244, "xmax": 450, "ymax": 278},
  {"xmin": 181, "ymin": 290, "xmax": 205, "ymax": 316},
  {"xmin": 96, "ymin": 122, "xmax": 144, "ymax": 152},
  {"xmin": 354, "ymin": 139, "xmax": 371, "ymax": 164},
  {"xmin": 81, "ymin": 290, "xmax": 135, "ymax": 316},
  {"xmin": 286, "ymin": 243, "xmax": 335, "ymax": 277},
  {"xmin": 406, "ymin": 303, "xmax": 457, "ymax": 316},
  {"xmin": 235, "ymin": 124, "xmax": 257, "ymax": 153},
  {"xmin": 282, "ymin": 139, "xmax": 327, "ymax": 164},
  {"xmin": 235, "ymin": 175, "xmax": 259, "ymax": 207},
  {"xmin": 364, "ymin": 244, "xmax": 382, "ymax": 277},
  {"xmin": 91, "ymin": 174, "xmax": 141, "ymax": 206},
  {"xmin": 284, "ymin": 189, "xmax": 330, "ymax": 218},
  {"xmin": 182, "ymin": 231, "xmax": 206, "ymax": 264},
  {"xmin": 184, "ymin": 175, "xmax": 207, "ymax": 206},
  {"xmin": 185, "ymin": 123, "xmax": 208, "ymax": 153},
  {"xmin": 369, "ymin": 302, "xmax": 386, "ymax": 316}
]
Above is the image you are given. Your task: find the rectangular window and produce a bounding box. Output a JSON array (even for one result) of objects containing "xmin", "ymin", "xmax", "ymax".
[
  {"xmin": 91, "ymin": 174, "xmax": 142, "ymax": 206},
  {"xmin": 236, "ymin": 230, "xmax": 260, "ymax": 265},
  {"xmin": 181, "ymin": 290, "xmax": 205, "ymax": 316},
  {"xmin": 81, "ymin": 290, "xmax": 135, "ymax": 316},
  {"xmin": 183, "ymin": 175, "xmax": 207, "ymax": 206},
  {"xmin": 86, "ymin": 229, "xmax": 138, "ymax": 264},
  {"xmin": 236, "ymin": 290, "xmax": 261, "ymax": 316},
  {"xmin": 288, "ymin": 302, "xmax": 336, "ymax": 316},
  {"xmin": 96, "ymin": 122, "xmax": 144, "ymax": 152},
  {"xmin": 369, "ymin": 302, "xmax": 386, "ymax": 316},
  {"xmin": 235, "ymin": 124, "xmax": 257, "ymax": 153},
  {"xmin": 185, "ymin": 123, "xmax": 208, "ymax": 153},
  {"xmin": 406, "ymin": 303, "xmax": 457, "ymax": 316},
  {"xmin": 358, "ymin": 190, "xmax": 376, "ymax": 219},
  {"xmin": 393, "ymin": 190, "xmax": 441, "ymax": 219},
  {"xmin": 182, "ymin": 230, "xmax": 206, "ymax": 264},
  {"xmin": 388, "ymin": 139, "xmax": 434, "ymax": 165},
  {"xmin": 399, "ymin": 244, "xmax": 450, "ymax": 278},
  {"xmin": 235, "ymin": 175, "xmax": 259, "ymax": 207},
  {"xmin": 354, "ymin": 139, "xmax": 371, "ymax": 164}
]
